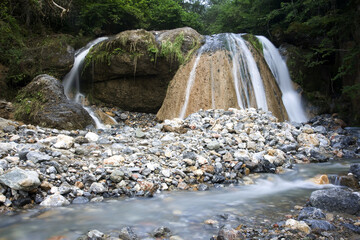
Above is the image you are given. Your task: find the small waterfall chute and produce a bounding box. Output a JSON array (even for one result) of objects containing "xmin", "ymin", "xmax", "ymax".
[
  {"xmin": 62, "ymin": 37, "xmax": 110, "ymax": 129},
  {"xmin": 257, "ymin": 36, "xmax": 308, "ymax": 122}
]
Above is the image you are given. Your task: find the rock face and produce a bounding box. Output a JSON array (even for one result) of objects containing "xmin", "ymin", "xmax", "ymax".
[
  {"xmin": 0, "ymin": 168, "xmax": 40, "ymax": 191},
  {"xmin": 156, "ymin": 34, "xmax": 288, "ymax": 121},
  {"xmin": 14, "ymin": 74, "xmax": 93, "ymax": 130},
  {"xmin": 82, "ymin": 27, "xmax": 203, "ymax": 113},
  {"xmin": 19, "ymin": 34, "xmax": 75, "ymax": 79},
  {"xmin": 310, "ymin": 188, "xmax": 360, "ymax": 215}
]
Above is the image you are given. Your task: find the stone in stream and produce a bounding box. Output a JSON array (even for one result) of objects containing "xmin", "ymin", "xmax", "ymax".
[
  {"xmin": 85, "ymin": 132, "xmax": 99, "ymax": 142},
  {"xmin": 310, "ymin": 188, "xmax": 360, "ymax": 215},
  {"xmin": 216, "ymin": 224, "xmax": 244, "ymax": 240},
  {"xmin": 152, "ymin": 226, "xmax": 172, "ymax": 238},
  {"xmin": 118, "ymin": 226, "xmax": 139, "ymax": 240},
  {"xmin": 0, "ymin": 168, "xmax": 40, "ymax": 191}
]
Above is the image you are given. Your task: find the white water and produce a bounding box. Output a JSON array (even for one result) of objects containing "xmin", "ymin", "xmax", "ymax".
[
  {"xmin": 62, "ymin": 37, "xmax": 109, "ymax": 129},
  {"xmin": 179, "ymin": 51, "xmax": 204, "ymax": 119},
  {"xmin": 231, "ymin": 34, "xmax": 268, "ymax": 111},
  {"xmin": 257, "ymin": 36, "xmax": 308, "ymax": 122}
]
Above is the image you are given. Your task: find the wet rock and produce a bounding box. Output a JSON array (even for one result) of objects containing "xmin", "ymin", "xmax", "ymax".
[
  {"xmin": 298, "ymin": 207, "xmax": 326, "ymax": 220},
  {"xmin": 118, "ymin": 226, "xmax": 139, "ymax": 240},
  {"xmin": 110, "ymin": 170, "xmax": 125, "ymax": 183},
  {"xmin": 342, "ymin": 223, "xmax": 360, "ymax": 233},
  {"xmin": 216, "ymin": 225, "xmax": 244, "ymax": 240},
  {"xmin": 0, "ymin": 168, "xmax": 40, "ymax": 191},
  {"xmin": 14, "ymin": 74, "xmax": 93, "ymax": 130},
  {"xmin": 88, "ymin": 229, "xmax": 104, "ymax": 239},
  {"xmin": 349, "ymin": 164, "xmax": 360, "ymax": 180},
  {"xmin": 40, "ymin": 194, "xmax": 70, "ymax": 207},
  {"xmin": 310, "ymin": 188, "xmax": 360, "ymax": 215},
  {"xmin": 152, "ymin": 226, "xmax": 172, "ymax": 238},
  {"xmin": 303, "ymin": 219, "xmax": 335, "ymax": 231}
]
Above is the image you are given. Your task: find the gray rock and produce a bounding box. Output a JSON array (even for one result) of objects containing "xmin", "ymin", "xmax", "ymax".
[
  {"xmin": 88, "ymin": 229, "xmax": 104, "ymax": 239},
  {"xmin": 26, "ymin": 151, "xmax": 51, "ymax": 163},
  {"xmin": 40, "ymin": 194, "xmax": 70, "ymax": 207},
  {"xmin": 118, "ymin": 226, "xmax": 139, "ymax": 240},
  {"xmin": 135, "ymin": 128, "xmax": 146, "ymax": 138},
  {"xmin": 303, "ymin": 219, "xmax": 335, "ymax": 231},
  {"xmin": 14, "ymin": 74, "xmax": 93, "ymax": 130},
  {"xmin": 350, "ymin": 164, "xmax": 360, "ymax": 180},
  {"xmin": 207, "ymin": 141, "xmax": 220, "ymax": 150},
  {"xmin": 298, "ymin": 207, "xmax": 325, "ymax": 220},
  {"xmin": 217, "ymin": 224, "xmax": 243, "ymax": 240},
  {"xmin": 0, "ymin": 168, "xmax": 40, "ymax": 191},
  {"xmin": 72, "ymin": 196, "xmax": 89, "ymax": 204},
  {"xmin": 110, "ymin": 170, "xmax": 125, "ymax": 183},
  {"xmin": 153, "ymin": 226, "xmax": 172, "ymax": 238},
  {"xmin": 90, "ymin": 182, "xmax": 107, "ymax": 193},
  {"xmin": 310, "ymin": 188, "xmax": 360, "ymax": 215}
]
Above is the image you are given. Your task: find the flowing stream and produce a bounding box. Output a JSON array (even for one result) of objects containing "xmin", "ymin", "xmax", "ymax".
[
  {"xmin": 62, "ymin": 37, "xmax": 109, "ymax": 129},
  {"xmin": 0, "ymin": 159, "xmax": 358, "ymax": 240}
]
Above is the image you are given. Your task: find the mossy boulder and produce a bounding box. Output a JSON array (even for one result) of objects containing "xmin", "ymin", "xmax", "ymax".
[
  {"xmin": 82, "ymin": 27, "xmax": 203, "ymax": 112},
  {"xmin": 14, "ymin": 74, "xmax": 93, "ymax": 130}
]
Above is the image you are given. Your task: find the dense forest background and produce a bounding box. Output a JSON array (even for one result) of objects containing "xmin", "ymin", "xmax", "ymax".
[{"xmin": 0, "ymin": 0, "xmax": 359, "ymax": 124}]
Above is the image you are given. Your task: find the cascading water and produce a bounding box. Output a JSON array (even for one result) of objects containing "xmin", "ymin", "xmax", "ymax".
[
  {"xmin": 62, "ymin": 37, "xmax": 109, "ymax": 129},
  {"xmin": 227, "ymin": 34, "xmax": 268, "ymax": 111},
  {"xmin": 257, "ymin": 36, "xmax": 308, "ymax": 122},
  {"xmin": 179, "ymin": 34, "xmax": 269, "ymax": 119},
  {"xmin": 179, "ymin": 48, "xmax": 204, "ymax": 119}
]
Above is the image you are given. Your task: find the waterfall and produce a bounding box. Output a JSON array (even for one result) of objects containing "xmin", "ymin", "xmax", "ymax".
[
  {"xmin": 179, "ymin": 52, "xmax": 203, "ymax": 119},
  {"xmin": 62, "ymin": 37, "xmax": 109, "ymax": 129},
  {"xmin": 257, "ymin": 36, "xmax": 308, "ymax": 122},
  {"xmin": 228, "ymin": 34, "xmax": 268, "ymax": 111}
]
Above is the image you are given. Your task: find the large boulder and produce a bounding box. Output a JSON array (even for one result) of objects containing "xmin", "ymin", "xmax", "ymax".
[
  {"xmin": 14, "ymin": 74, "xmax": 93, "ymax": 129},
  {"xmin": 0, "ymin": 168, "xmax": 40, "ymax": 191},
  {"xmin": 156, "ymin": 34, "xmax": 288, "ymax": 121},
  {"xmin": 310, "ymin": 188, "xmax": 360, "ymax": 215},
  {"xmin": 82, "ymin": 27, "xmax": 203, "ymax": 113}
]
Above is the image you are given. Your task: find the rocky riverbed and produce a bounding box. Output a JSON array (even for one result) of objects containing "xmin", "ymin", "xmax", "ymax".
[{"xmin": 0, "ymin": 107, "xmax": 359, "ymax": 239}]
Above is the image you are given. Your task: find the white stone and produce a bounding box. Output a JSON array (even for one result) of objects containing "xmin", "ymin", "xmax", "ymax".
[
  {"xmin": 40, "ymin": 194, "xmax": 70, "ymax": 207},
  {"xmin": 53, "ymin": 134, "xmax": 74, "ymax": 149},
  {"xmin": 85, "ymin": 132, "xmax": 99, "ymax": 142},
  {"xmin": 285, "ymin": 219, "xmax": 311, "ymax": 234}
]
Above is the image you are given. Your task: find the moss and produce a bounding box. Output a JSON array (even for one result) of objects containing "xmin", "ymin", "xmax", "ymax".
[
  {"xmin": 243, "ymin": 34, "xmax": 263, "ymax": 54},
  {"xmin": 160, "ymin": 32, "xmax": 185, "ymax": 65},
  {"xmin": 14, "ymin": 90, "xmax": 47, "ymax": 121}
]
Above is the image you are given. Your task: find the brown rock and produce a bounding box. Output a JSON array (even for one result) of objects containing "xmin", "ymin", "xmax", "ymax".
[{"xmin": 82, "ymin": 27, "xmax": 203, "ymax": 113}]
